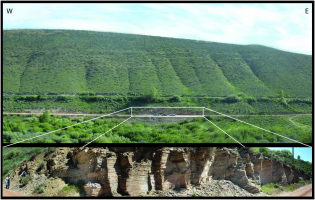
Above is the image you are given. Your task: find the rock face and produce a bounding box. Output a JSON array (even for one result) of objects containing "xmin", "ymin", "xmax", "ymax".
[
  {"xmin": 9, "ymin": 147, "xmax": 310, "ymax": 197},
  {"xmin": 283, "ymin": 164, "xmax": 294, "ymax": 184},
  {"xmin": 84, "ymin": 182, "xmax": 102, "ymax": 197},
  {"xmin": 272, "ymin": 159, "xmax": 288, "ymax": 186},
  {"xmin": 261, "ymin": 157, "xmax": 273, "ymax": 185}
]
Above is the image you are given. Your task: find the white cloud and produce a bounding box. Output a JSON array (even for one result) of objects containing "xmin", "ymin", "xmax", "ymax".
[{"xmin": 276, "ymin": 34, "xmax": 312, "ymax": 55}]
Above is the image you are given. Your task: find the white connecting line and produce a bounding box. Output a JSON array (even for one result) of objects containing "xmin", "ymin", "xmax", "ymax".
[
  {"xmin": 3, "ymin": 106, "xmax": 311, "ymax": 148},
  {"xmin": 203, "ymin": 116, "xmax": 245, "ymax": 147},
  {"xmin": 3, "ymin": 107, "xmax": 131, "ymax": 148},
  {"xmin": 80, "ymin": 117, "xmax": 132, "ymax": 149},
  {"xmin": 204, "ymin": 107, "xmax": 311, "ymax": 148}
]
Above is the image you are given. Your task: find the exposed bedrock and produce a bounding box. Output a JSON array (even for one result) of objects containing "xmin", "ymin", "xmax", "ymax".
[
  {"xmin": 10, "ymin": 147, "xmax": 310, "ymax": 197},
  {"xmin": 271, "ymin": 159, "xmax": 288, "ymax": 186}
]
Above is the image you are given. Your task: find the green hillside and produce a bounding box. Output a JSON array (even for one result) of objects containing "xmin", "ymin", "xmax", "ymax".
[{"xmin": 3, "ymin": 29, "xmax": 312, "ymax": 98}]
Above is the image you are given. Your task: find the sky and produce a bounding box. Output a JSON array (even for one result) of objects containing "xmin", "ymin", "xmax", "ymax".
[
  {"xmin": 267, "ymin": 147, "xmax": 312, "ymax": 163},
  {"xmin": 3, "ymin": 3, "xmax": 312, "ymax": 55}
]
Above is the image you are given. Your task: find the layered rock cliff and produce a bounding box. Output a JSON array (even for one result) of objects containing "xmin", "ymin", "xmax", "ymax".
[{"xmin": 8, "ymin": 147, "xmax": 311, "ymax": 197}]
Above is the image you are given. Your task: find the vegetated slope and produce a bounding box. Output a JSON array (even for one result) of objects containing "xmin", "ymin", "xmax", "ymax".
[
  {"xmin": 2, "ymin": 147, "xmax": 49, "ymax": 178},
  {"xmin": 3, "ymin": 29, "xmax": 312, "ymax": 98},
  {"xmin": 2, "ymin": 114, "xmax": 312, "ymax": 144}
]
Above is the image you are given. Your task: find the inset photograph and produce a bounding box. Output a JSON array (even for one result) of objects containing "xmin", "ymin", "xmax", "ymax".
[
  {"xmin": 2, "ymin": 2, "xmax": 313, "ymax": 146},
  {"xmin": 2, "ymin": 147, "xmax": 312, "ymax": 197}
]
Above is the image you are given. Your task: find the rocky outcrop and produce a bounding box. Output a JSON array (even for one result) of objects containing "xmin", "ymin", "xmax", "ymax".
[
  {"xmin": 9, "ymin": 147, "xmax": 310, "ymax": 197},
  {"xmin": 261, "ymin": 157, "xmax": 272, "ymax": 185},
  {"xmin": 284, "ymin": 164, "xmax": 294, "ymax": 184},
  {"xmin": 84, "ymin": 182, "xmax": 102, "ymax": 197},
  {"xmin": 271, "ymin": 159, "xmax": 288, "ymax": 186}
]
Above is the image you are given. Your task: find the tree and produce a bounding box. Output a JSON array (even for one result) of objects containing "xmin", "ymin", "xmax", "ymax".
[
  {"xmin": 144, "ymin": 87, "xmax": 159, "ymax": 102},
  {"xmin": 279, "ymin": 90, "xmax": 285, "ymax": 98},
  {"xmin": 298, "ymin": 155, "xmax": 301, "ymax": 160},
  {"xmin": 39, "ymin": 110, "xmax": 50, "ymax": 123},
  {"xmin": 169, "ymin": 95, "xmax": 181, "ymax": 102}
]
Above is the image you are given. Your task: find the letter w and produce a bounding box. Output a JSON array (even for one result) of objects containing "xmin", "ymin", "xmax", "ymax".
[{"xmin": 7, "ymin": 8, "xmax": 13, "ymax": 14}]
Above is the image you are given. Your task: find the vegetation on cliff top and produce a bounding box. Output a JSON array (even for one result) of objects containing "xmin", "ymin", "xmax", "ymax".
[{"xmin": 257, "ymin": 147, "xmax": 312, "ymax": 176}]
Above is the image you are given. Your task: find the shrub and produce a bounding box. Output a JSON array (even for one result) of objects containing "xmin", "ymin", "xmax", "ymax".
[
  {"xmin": 192, "ymin": 193, "xmax": 203, "ymax": 197},
  {"xmin": 57, "ymin": 95, "xmax": 75, "ymax": 101},
  {"xmin": 3, "ymin": 168, "xmax": 10, "ymax": 177},
  {"xmin": 33, "ymin": 182, "xmax": 47, "ymax": 193},
  {"xmin": 58, "ymin": 179, "xmax": 86, "ymax": 197},
  {"xmin": 225, "ymin": 94, "xmax": 242, "ymax": 103},
  {"xmin": 48, "ymin": 147, "xmax": 56, "ymax": 152},
  {"xmin": 280, "ymin": 98, "xmax": 288, "ymax": 107},
  {"xmin": 20, "ymin": 174, "xmax": 32, "ymax": 185},
  {"xmin": 58, "ymin": 185, "xmax": 77, "ymax": 196},
  {"xmin": 169, "ymin": 95, "xmax": 181, "ymax": 102},
  {"xmin": 76, "ymin": 179, "xmax": 86, "ymax": 196},
  {"xmin": 37, "ymin": 161, "xmax": 46, "ymax": 169},
  {"xmin": 288, "ymin": 185, "xmax": 294, "ymax": 191},
  {"xmin": 39, "ymin": 110, "xmax": 50, "ymax": 123}
]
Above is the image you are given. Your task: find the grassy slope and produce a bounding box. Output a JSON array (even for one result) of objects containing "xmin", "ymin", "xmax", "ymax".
[{"xmin": 3, "ymin": 29, "xmax": 312, "ymax": 98}]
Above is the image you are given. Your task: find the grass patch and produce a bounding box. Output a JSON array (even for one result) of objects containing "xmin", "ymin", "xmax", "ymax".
[
  {"xmin": 38, "ymin": 161, "xmax": 47, "ymax": 168},
  {"xmin": 261, "ymin": 183, "xmax": 282, "ymax": 195},
  {"xmin": 192, "ymin": 192, "xmax": 203, "ymax": 197},
  {"xmin": 57, "ymin": 179, "xmax": 86, "ymax": 197},
  {"xmin": 33, "ymin": 182, "xmax": 48, "ymax": 194},
  {"xmin": 261, "ymin": 181, "xmax": 312, "ymax": 195}
]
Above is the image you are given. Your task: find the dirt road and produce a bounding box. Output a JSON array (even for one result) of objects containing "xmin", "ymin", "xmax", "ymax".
[
  {"xmin": 280, "ymin": 184, "xmax": 312, "ymax": 197},
  {"xmin": 289, "ymin": 115, "xmax": 311, "ymax": 127},
  {"xmin": 3, "ymin": 112, "xmax": 312, "ymax": 117},
  {"xmin": 2, "ymin": 187, "xmax": 26, "ymax": 196}
]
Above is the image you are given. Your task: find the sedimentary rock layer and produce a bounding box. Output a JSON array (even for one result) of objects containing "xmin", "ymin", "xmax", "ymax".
[{"xmin": 9, "ymin": 147, "xmax": 310, "ymax": 197}]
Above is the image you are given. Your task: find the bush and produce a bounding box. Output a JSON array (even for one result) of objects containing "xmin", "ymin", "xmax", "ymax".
[
  {"xmin": 57, "ymin": 95, "xmax": 75, "ymax": 101},
  {"xmin": 33, "ymin": 182, "xmax": 47, "ymax": 193},
  {"xmin": 20, "ymin": 174, "xmax": 32, "ymax": 185},
  {"xmin": 37, "ymin": 161, "xmax": 46, "ymax": 169},
  {"xmin": 225, "ymin": 94, "xmax": 242, "ymax": 103},
  {"xmin": 169, "ymin": 95, "xmax": 181, "ymax": 102},
  {"xmin": 48, "ymin": 147, "xmax": 56, "ymax": 152},
  {"xmin": 57, "ymin": 179, "xmax": 86, "ymax": 197},
  {"xmin": 288, "ymin": 185, "xmax": 294, "ymax": 191},
  {"xmin": 3, "ymin": 168, "xmax": 11, "ymax": 177},
  {"xmin": 192, "ymin": 192, "xmax": 203, "ymax": 197},
  {"xmin": 58, "ymin": 185, "xmax": 78, "ymax": 196},
  {"xmin": 76, "ymin": 179, "xmax": 86, "ymax": 196},
  {"xmin": 280, "ymin": 98, "xmax": 288, "ymax": 107},
  {"xmin": 39, "ymin": 110, "xmax": 50, "ymax": 123}
]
